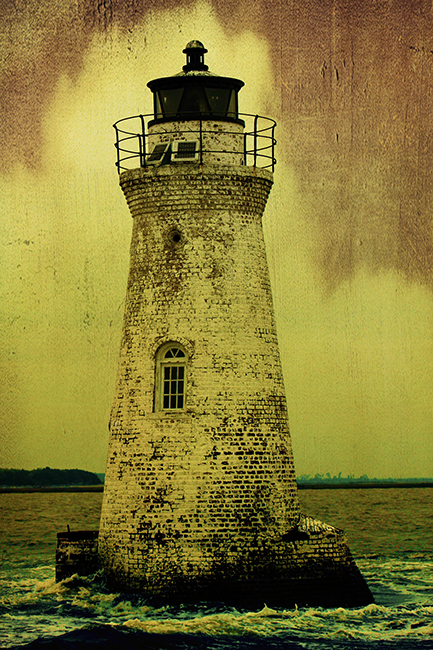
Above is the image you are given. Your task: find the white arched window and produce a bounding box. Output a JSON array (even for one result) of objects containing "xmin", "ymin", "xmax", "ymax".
[{"xmin": 156, "ymin": 343, "xmax": 187, "ymax": 411}]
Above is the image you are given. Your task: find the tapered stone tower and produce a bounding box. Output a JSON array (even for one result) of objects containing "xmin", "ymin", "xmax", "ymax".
[{"xmin": 99, "ymin": 41, "xmax": 372, "ymax": 607}]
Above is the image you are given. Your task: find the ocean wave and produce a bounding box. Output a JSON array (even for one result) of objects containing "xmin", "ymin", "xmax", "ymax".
[{"xmin": 118, "ymin": 601, "xmax": 433, "ymax": 644}]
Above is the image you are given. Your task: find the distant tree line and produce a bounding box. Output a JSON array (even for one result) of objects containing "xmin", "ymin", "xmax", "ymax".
[
  {"xmin": 297, "ymin": 473, "xmax": 369, "ymax": 483},
  {"xmin": 0, "ymin": 467, "xmax": 102, "ymax": 487},
  {"xmin": 296, "ymin": 473, "xmax": 430, "ymax": 484}
]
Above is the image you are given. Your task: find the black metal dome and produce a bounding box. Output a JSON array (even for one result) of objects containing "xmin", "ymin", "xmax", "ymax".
[
  {"xmin": 147, "ymin": 42, "xmax": 244, "ymax": 125},
  {"xmin": 182, "ymin": 40, "xmax": 208, "ymax": 71}
]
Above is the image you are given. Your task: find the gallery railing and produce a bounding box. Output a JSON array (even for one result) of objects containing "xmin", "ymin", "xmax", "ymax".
[{"xmin": 113, "ymin": 113, "xmax": 276, "ymax": 173}]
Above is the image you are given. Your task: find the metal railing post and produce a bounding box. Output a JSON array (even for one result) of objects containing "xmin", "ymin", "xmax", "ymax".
[
  {"xmin": 253, "ymin": 115, "xmax": 258, "ymax": 167},
  {"xmin": 114, "ymin": 124, "xmax": 121, "ymax": 174},
  {"xmin": 140, "ymin": 115, "xmax": 146, "ymax": 167},
  {"xmin": 199, "ymin": 117, "xmax": 203, "ymax": 164},
  {"xmin": 272, "ymin": 123, "xmax": 276, "ymax": 172}
]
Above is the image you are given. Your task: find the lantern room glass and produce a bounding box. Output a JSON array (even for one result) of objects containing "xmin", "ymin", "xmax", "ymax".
[{"xmin": 153, "ymin": 86, "xmax": 238, "ymax": 120}]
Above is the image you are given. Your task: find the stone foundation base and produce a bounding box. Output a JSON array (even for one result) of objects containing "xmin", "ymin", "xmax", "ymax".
[
  {"xmin": 55, "ymin": 530, "xmax": 99, "ymax": 582},
  {"xmin": 98, "ymin": 515, "xmax": 374, "ymax": 608}
]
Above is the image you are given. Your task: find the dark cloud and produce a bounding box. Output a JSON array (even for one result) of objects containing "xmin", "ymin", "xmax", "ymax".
[
  {"xmin": 0, "ymin": 0, "xmax": 194, "ymax": 172},
  {"xmin": 272, "ymin": 0, "xmax": 433, "ymax": 292}
]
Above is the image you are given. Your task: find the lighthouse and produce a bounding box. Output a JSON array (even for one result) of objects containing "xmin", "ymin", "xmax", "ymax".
[{"xmin": 98, "ymin": 41, "xmax": 372, "ymax": 607}]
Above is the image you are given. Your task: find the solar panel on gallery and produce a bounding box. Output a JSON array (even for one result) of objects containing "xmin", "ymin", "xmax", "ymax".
[
  {"xmin": 147, "ymin": 144, "xmax": 167, "ymax": 162},
  {"xmin": 174, "ymin": 142, "xmax": 197, "ymax": 158}
]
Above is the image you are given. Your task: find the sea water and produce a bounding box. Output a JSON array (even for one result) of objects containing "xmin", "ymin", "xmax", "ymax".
[{"xmin": 0, "ymin": 489, "xmax": 432, "ymax": 649}]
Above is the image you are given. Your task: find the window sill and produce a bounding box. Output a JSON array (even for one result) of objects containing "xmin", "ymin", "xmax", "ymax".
[{"xmin": 147, "ymin": 410, "xmax": 195, "ymax": 420}]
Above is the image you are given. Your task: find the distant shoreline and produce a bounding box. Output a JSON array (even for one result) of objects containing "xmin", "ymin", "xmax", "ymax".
[
  {"xmin": 297, "ymin": 481, "xmax": 433, "ymax": 489},
  {"xmin": 0, "ymin": 485, "xmax": 104, "ymax": 493},
  {"xmin": 1, "ymin": 482, "xmax": 433, "ymax": 493}
]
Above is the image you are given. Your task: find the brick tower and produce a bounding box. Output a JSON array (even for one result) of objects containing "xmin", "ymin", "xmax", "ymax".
[{"xmin": 98, "ymin": 41, "xmax": 372, "ymax": 607}]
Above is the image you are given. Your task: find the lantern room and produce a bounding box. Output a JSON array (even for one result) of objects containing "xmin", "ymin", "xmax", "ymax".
[{"xmin": 147, "ymin": 40, "xmax": 244, "ymax": 125}]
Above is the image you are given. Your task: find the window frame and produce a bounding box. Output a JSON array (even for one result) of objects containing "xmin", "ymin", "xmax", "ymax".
[{"xmin": 155, "ymin": 343, "xmax": 187, "ymax": 412}]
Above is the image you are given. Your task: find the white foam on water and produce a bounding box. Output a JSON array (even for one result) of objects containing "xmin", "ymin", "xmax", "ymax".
[{"xmin": 121, "ymin": 599, "xmax": 433, "ymax": 644}]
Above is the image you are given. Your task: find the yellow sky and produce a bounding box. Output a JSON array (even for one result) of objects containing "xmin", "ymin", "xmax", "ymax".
[{"xmin": 1, "ymin": 0, "xmax": 433, "ymax": 477}]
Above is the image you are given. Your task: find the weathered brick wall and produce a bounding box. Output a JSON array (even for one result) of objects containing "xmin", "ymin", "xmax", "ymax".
[{"xmin": 98, "ymin": 163, "xmax": 302, "ymax": 592}]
